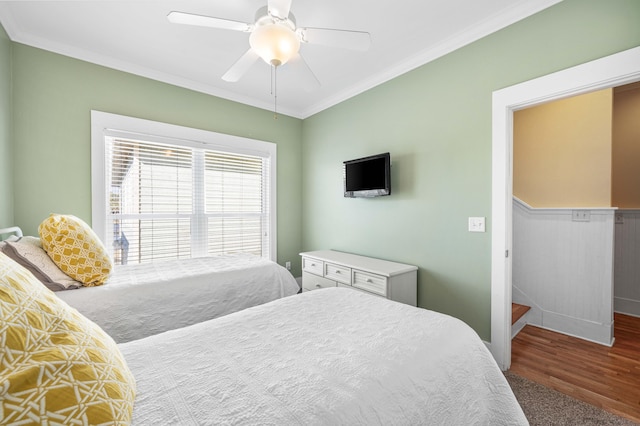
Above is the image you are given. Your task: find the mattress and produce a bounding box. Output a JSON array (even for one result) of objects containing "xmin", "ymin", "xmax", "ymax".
[
  {"xmin": 120, "ymin": 287, "xmax": 528, "ymax": 425},
  {"xmin": 57, "ymin": 254, "xmax": 300, "ymax": 343}
]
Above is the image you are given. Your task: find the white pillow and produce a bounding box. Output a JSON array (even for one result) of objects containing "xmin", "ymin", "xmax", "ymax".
[{"xmin": 1, "ymin": 237, "xmax": 82, "ymax": 291}]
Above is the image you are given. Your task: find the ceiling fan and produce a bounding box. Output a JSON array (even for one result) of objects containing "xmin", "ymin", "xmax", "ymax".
[{"xmin": 167, "ymin": 0, "xmax": 371, "ymax": 90}]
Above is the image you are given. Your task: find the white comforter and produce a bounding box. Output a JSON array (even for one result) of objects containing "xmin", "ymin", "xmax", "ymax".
[
  {"xmin": 57, "ymin": 254, "xmax": 299, "ymax": 343},
  {"xmin": 120, "ymin": 288, "xmax": 528, "ymax": 425}
]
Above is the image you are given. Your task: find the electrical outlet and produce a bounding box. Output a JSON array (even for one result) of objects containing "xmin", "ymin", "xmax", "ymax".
[
  {"xmin": 468, "ymin": 217, "xmax": 485, "ymax": 233},
  {"xmin": 615, "ymin": 213, "xmax": 624, "ymax": 224},
  {"xmin": 572, "ymin": 210, "xmax": 591, "ymax": 222},
  {"xmin": 285, "ymin": 261, "xmax": 291, "ymax": 270}
]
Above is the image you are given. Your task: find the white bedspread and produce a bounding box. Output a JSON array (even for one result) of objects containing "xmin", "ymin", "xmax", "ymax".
[
  {"xmin": 57, "ymin": 254, "xmax": 299, "ymax": 343},
  {"xmin": 120, "ymin": 288, "xmax": 528, "ymax": 425}
]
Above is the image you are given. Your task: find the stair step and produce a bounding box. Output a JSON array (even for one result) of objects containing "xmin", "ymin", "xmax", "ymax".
[{"xmin": 512, "ymin": 303, "xmax": 531, "ymax": 325}]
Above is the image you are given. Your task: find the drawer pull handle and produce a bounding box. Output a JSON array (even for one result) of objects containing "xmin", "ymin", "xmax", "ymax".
[
  {"xmin": 366, "ymin": 278, "xmax": 373, "ymax": 283},
  {"xmin": 311, "ymin": 263, "xmax": 315, "ymax": 266},
  {"xmin": 336, "ymin": 270, "xmax": 341, "ymax": 274},
  {"xmin": 315, "ymin": 284, "xmax": 322, "ymax": 288}
]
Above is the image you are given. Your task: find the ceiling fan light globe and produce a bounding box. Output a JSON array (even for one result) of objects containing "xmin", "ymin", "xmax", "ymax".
[{"xmin": 249, "ymin": 23, "xmax": 300, "ymax": 67}]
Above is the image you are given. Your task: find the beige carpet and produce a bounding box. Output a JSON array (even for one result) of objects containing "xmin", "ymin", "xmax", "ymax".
[{"xmin": 504, "ymin": 371, "xmax": 638, "ymax": 425}]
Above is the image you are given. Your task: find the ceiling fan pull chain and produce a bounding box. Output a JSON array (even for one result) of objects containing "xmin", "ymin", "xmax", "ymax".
[{"xmin": 273, "ymin": 64, "xmax": 278, "ymax": 120}]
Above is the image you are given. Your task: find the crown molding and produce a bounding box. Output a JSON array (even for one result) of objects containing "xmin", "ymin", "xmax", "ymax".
[
  {"xmin": 299, "ymin": 0, "xmax": 562, "ymax": 118},
  {"xmin": 7, "ymin": 31, "xmax": 303, "ymax": 119}
]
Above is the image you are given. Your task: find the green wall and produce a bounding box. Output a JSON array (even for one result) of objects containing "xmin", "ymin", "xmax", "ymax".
[
  {"xmin": 301, "ymin": 0, "xmax": 640, "ymax": 340},
  {"xmin": 10, "ymin": 43, "xmax": 303, "ymax": 276},
  {"xmin": 0, "ymin": 24, "xmax": 12, "ymax": 229}
]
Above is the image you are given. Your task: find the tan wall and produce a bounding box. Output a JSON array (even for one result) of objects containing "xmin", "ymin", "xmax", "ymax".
[
  {"xmin": 514, "ymin": 89, "xmax": 613, "ymax": 208},
  {"xmin": 612, "ymin": 83, "xmax": 640, "ymax": 208}
]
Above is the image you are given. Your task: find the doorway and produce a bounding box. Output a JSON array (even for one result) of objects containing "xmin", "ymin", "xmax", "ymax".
[{"xmin": 490, "ymin": 46, "xmax": 640, "ymax": 370}]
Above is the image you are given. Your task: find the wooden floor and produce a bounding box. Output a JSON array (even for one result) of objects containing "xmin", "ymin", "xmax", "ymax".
[{"xmin": 510, "ymin": 313, "xmax": 640, "ymax": 423}]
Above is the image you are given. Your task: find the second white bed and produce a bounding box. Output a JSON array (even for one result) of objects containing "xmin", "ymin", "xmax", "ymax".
[{"xmin": 57, "ymin": 253, "xmax": 300, "ymax": 343}]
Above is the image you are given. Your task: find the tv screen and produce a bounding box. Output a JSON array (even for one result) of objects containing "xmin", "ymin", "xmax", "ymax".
[{"xmin": 344, "ymin": 152, "xmax": 391, "ymax": 198}]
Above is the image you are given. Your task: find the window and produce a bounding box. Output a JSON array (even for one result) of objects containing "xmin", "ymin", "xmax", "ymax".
[{"xmin": 91, "ymin": 111, "xmax": 276, "ymax": 265}]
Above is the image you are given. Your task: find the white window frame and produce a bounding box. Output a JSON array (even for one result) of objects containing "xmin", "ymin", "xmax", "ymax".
[{"xmin": 91, "ymin": 110, "xmax": 277, "ymax": 262}]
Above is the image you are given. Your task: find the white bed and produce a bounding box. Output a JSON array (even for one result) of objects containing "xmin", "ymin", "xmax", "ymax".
[
  {"xmin": 0, "ymin": 227, "xmax": 300, "ymax": 343},
  {"xmin": 58, "ymin": 254, "xmax": 300, "ymax": 343},
  {"xmin": 120, "ymin": 287, "xmax": 528, "ymax": 425}
]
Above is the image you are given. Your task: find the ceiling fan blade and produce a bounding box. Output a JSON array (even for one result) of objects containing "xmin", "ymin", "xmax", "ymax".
[
  {"xmin": 167, "ymin": 11, "xmax": 251, "ymax": 32},
  {"xmin": 222, "ymin": 49, "xmax": 260, "ymax": 82},
  {"xmin": 268, "ymin": 0, "xmax": 292, "ymax": 19},
  {"xmin": 288, "ymin": 53, "xmax": 320, "ymax": 91},
  {"xmin": 298, "ymin": 28, "xmax": 371, "ymax": 51}
]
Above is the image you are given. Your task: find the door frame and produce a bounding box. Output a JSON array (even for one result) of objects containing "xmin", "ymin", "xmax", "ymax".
[{"xmin": 490, "ymin": 46, "xmax": 640, "ymax": 370}]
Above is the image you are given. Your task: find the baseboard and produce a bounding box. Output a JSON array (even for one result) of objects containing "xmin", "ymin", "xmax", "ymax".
[
  {"xmin": 532, "ymin": 310, "xmax": 613, "ymax": 346},
  {"xmin": 614, "ymin": 297, "xmax": 640, "ymax": 317}
]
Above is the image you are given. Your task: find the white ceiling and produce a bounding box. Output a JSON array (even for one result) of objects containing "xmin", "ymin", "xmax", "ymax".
[{"xmin": 0, "ymin": 0, "xmax": 561, "ymax": 119}]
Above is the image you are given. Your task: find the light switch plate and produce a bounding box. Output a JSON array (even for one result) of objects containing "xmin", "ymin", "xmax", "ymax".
[{"xmin": 468, "ymin": 217, "xmax": 486, "ymax": 232}]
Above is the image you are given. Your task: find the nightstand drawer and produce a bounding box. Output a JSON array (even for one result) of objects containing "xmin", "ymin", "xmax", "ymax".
[
  {"xmin": 324, "ymin": 263, "xmax": 351, "ymax": 284},
  {"xmin": 302, "ymin": 257, "xmax": 324, "ymax": 276},
  {"xmin": 337, "ymin": 282, "xmax": 383, "ymax": 297},
  {"xmin": 352, "ymin": 270, "xmax": 387, "ymax": 296},
  {"xmin": 302, "ymin": 272, "xmax": 336, "ymax": 292}
]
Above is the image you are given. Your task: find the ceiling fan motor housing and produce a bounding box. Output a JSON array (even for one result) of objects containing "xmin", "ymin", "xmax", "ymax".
[{"xmin": 250, "ymin": 7, "xmax": 300, "ymax": 67}]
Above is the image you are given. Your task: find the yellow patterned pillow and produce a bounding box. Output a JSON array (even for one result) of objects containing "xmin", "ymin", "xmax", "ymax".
[
  {"xmin": 39, "ymin": 214, "xmax": 113, "ymax": 286},
  {"xmin": 0, "ymin": 253, "xmax": 136, "ymax": 424}
]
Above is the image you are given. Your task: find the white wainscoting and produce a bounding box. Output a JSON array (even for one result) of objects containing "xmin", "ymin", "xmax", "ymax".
[
  {"xmin": 512, "ymin": 198, "xmax": 615, "ymax": 345},
  {"xmin": 614, "ymin": 210, "xmax": 640, "ymax": 317}
]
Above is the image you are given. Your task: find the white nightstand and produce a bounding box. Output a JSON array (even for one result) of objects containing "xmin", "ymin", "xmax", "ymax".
[{"xmin": 299, "ymin": 250, "xmax": 417, "ymax": 306}]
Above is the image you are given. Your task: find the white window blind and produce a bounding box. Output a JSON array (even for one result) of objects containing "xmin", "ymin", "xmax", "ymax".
[
  {"xmin": 92, "ymin": 111, "xmax": 276, "ymax": 266},
  {"xmin": 205, "ymin": 151, "xmax": 268, "ymax": 257}
]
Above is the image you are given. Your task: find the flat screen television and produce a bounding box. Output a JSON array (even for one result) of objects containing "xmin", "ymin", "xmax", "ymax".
[{"xmin": 343, "ymin": 152, "xmax": 391, "ymax": 198}]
